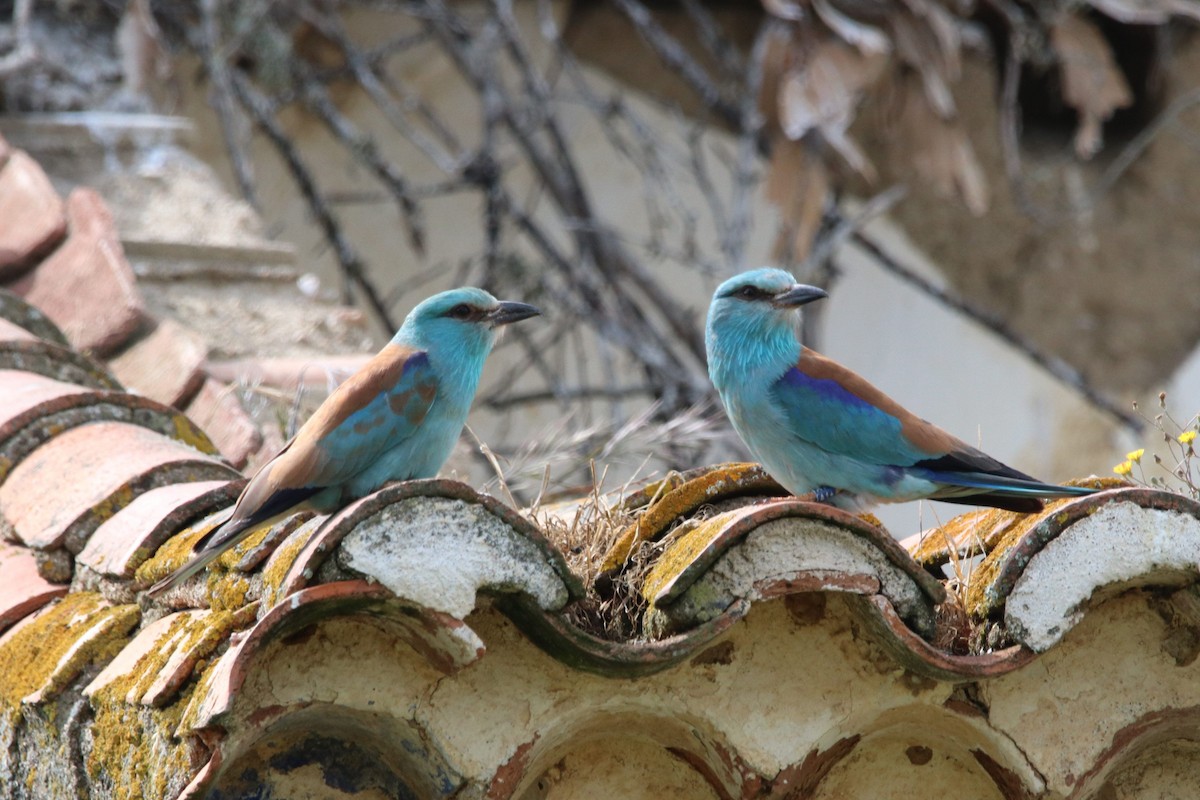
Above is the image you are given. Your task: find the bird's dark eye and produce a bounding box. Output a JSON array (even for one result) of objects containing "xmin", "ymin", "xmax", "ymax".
[
  {"xmin": 448, "ymin": 304, "xmax": 474, "ymax": 319},
  {"xmin": 738, "ymin": 286, "xmax": 760, "ymax": 300}
]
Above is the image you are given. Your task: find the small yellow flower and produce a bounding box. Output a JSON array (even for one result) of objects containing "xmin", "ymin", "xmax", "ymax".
[
  {"xmin": 1126, "ymin": 448, "xmax": 1145, "ymax": 462},
  {"xmin": 1180, "ymin": 430, "xmax": 1197, "ymax": 445},
  {"xmin": 1113, "ymin": 460, "xmax": 1133, "ymax": 476}
]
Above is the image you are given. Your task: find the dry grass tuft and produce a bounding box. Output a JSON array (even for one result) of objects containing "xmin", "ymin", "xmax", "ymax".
[{"xmin": 528, "ymin": 464, "xmax": 686, "ymax": 641}]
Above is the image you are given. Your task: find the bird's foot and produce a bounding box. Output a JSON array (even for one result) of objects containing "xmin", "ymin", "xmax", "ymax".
[{"xmin": 811, "ymin": 486, "xmax": 838, "ymax": 504}]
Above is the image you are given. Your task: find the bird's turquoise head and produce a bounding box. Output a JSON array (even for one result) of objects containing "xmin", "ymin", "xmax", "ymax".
[
  {"xmin": 706, "ymin": 267, "xmax": 828, "ymax": 385},
  {"xmin": 396, "ymin": 287, "xmax": 540, "ymax": 367}
]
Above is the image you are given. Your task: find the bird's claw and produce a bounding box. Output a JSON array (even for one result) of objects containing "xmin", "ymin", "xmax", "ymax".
[{"xmin": 812, "ymin": 486, "xmax": 838, "ymax": 504}]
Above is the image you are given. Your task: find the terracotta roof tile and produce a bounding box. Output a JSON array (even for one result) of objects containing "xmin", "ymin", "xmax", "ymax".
[
  {"xmin": 183, "ymin": 378, "xmax": 263, "ymax": 469},
  {"xmin": 0, "ymin": 288, "xmax": 69, "ymax": 345},
  {"xmin": 0, "ymin": 151, "xmax": 67, "ymax": 280},
  {"xmin": 253, "ymin": 514, "xmax": 329, "ymax": 609},
  {"xmin": 0, "ymin": 540, "xmax": 68, "ymax": 631},
  {"xmin": 0, "ymin": 421, "xmax": 237, "ymax": 558},
  {"xmin": 84, "ymin": 604, "xmax": 256, "ymax": 708},
  {"xmin": 493, "ymin": 594, "xmax": 750, "ymax": 678},
  {"xmin": 0, "ymin": 317, "xmax": 35, "ymax": 342},
  {"xmin": 0, "ymin": 372, "xmax": 217, "ymax": 484},
  {"xmin": 7, "ymin": 188, "xmax": 144, "ymax": 356},
  {"xmin": 600, "ymin": 461, "xmax": 788, "ymax": 572},
  {"xmin": 107, "ymin": 317, "xmax": 208, "ymax": 407},
  {"xmin": 975, "ymin": 487, "xmax": 1200, "ymax": 651},
  {"xmin": 0, "ymin": 337, "xmax": 121, "ymax": 389},
  {"xmin": 76, "ymin": 479, "xmax": 242, "ymax": 579},
  {"xmin": 0, "ymin": 592, "xmax": 139, "ymax": 708},
  {"xmin": 0, "ymin": 133, "xmax": 10, "ymax": 166},
  {"xmin": 272, "ymin": 479, "xmax": 582, "ymax": 617},
  {"xmin": 639, "ymin": 497, "xmax": 944, "ymax": 638}
]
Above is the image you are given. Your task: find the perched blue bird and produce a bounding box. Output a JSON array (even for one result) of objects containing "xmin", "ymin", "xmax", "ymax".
[
  {"xmin": 706, "ymin": 267, "xmax": 1095, "ymax": 513},
  {"xmin": 148, "ymin": 287, "xmax": 539, "ymax": 596}
]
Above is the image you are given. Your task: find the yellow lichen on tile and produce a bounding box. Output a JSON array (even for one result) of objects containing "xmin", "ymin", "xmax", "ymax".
[
  {"xmin": 86, "ymin": 607, "xmax": 252, "ymax": 800},
  {"xmin": 90, "ymin": 484, "xmax": 136, "ymax": 528},
  {"xmin": 855, "ymin": 511, "xmax": 885, "ymax": 530},
  {"xmin": 601, "ymin": 463, "xmax": 772, "ymax": 573},
  {"xmin": 215, "ymin": 524, "xmax": 274, "ymax": 569},
  {"xmin": 208, "ymin": 572, "xmax": 251, "ymax": 612},
  {"xmin": 0, "ymin": 593, "xmax": 139, "ymax": 728},
  {"xmin": 133, "ymin": 514, "xmax": 229, "ymax": 585},
  {"xmin": 258, "ymin": 522, "xmax": 325, "ymax": 607},
  {"xmin": 909, "ymin": 508, "xmax": 1005, "ymax": 568},
  {"xmin": 171, "ymin": 414, "xmax": 220, "ymax": 455},
  {"xmin": 639, "ymin": 511, "xmax": 738, "ymax": 605},
  {"xmin": 964, "ymin": 477, "xmax": 1125, "ymax": 618}
]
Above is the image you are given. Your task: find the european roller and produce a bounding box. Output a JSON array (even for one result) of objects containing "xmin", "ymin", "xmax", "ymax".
[
  {"xmin": 706, "ymin": 267, "xmax": 1095, "ymax": 513},
  {"xmin": 148, "ymin": 287, "xmax": 539, "ymax": 596}
]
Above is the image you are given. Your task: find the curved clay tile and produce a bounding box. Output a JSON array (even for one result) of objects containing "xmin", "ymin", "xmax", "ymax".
[
  {"xmin": 0, "ymin": 421, "xmax": 237, "ymax": 565},
  {"xmin": 968, "ymin": 486, "xmax": 1198, "ymax": 619},
  {"xmin": 0, "ymin": 337, "xmax": 122, "ymax": 390},
  {"xmin": 994, "ymin": 488, "xmax": 1200, "ymax": 651},
  {"xmin": 641, "ymin": 498, "xmax": 945, "ymax": 638},
  {"xmin": 275, "ymin": 479, "xmax": 583, "ymax": 618},
  {"xmin": 0, "ymin": 288, "xmax": 70, "ymax": 346},
  {"xmin": 0, "ymin": 151, "xmax": 67, "ymax": 280},
  {"xmin": 7, "ymin": 188, "xmax": 145, "ymax": 356},
  {"xmin": 0, "ymin": 370, "xmax": 217, "ymax": 484},
  {"xmin": 76, "ymin": 479, "xmax": 242, "ymax": 580},
  {"xmin": 599, "ymin": 462, "xmax": 789, "ymax": 572},
  {"xmin": 494, "ymin": 596, "xmax": 752, "ymax": 679},
  {"xmin": 107, "ymin": 317, "xmax": 209, "ymax": 407},
  {"xmin": 0, "ymin": 539, "xmax": 67, "ymax": 633}
]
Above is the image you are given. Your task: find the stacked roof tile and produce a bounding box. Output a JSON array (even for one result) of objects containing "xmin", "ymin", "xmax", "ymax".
[{"xmin": 2, "ymin": 132, "xmax": 1200, "ymax": 798}]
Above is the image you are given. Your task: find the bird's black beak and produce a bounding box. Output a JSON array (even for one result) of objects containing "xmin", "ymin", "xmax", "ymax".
[
  {"xmin": 488, "ymin": 301, "xmax": 541, "ymax": 328},
  {"xmin": 772, "ymin": 284, "xmax": 828, "ymax": 308}
]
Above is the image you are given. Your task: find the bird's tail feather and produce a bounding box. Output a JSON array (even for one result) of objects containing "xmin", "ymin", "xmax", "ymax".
[
  {"xmin": 926, "ymin": 470, "xmax": 1097, "ymax": 497},
  {"xmin": 145, "ymin": 543, "xmax": 227, "ymax": 597},
  {"xmin": 921, "ymin": 470, "xmax": 1096, "ymax": 513}
]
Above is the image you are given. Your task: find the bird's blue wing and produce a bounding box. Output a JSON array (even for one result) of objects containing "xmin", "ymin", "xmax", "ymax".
[
  {"xmin": 296, "ymin": 345, "xmax": 439, "ymax": 486},
  {"xmin": 769, "ymin": 348, "xmax": 957, "ymax": 468}
]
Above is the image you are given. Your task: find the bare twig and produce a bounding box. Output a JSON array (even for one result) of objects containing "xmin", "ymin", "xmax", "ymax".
[
  {"xmin": 611, "ymin": 0, "xmax": 742, "ymax": 129},
  {"xmin": 228, "ymin": 70, "xmax": 398, "ymax": 331},
  {"xmin": 0, "ymin": 0, "xmax": 36, "ymax": 79},
  {"xmin": 198, "ymin": 0, "xmax": 259, "ymax": 209},
  {"xmin": 292, "ymin": 60, "xmax": 427, "ymax": 257}
]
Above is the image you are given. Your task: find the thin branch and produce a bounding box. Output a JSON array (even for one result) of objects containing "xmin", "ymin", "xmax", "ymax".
[
  {"xmin": 199, "ymin": 0, "xmax": 260, "ymax": 209},
  {"xmin": 0, "ymin": 0, "xmax": 36, "ymax": 79},
  {"xmin": 611, "ymin": 0, "xmax": 742, "ymax": 129},
  {"xmin": 307, "ymin": 8, "xmax": 462, "ymax": 172},
  {"xmin": 228, "ymin": 69, "xmax": 398, "ymax": 331},
  {"xmin": 681, "ymin": 0, "xmax": 744, "ymax": 81},
  {"xmin": 292, "ymin": 60, "xmax": 427, "ymax": 257}
]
